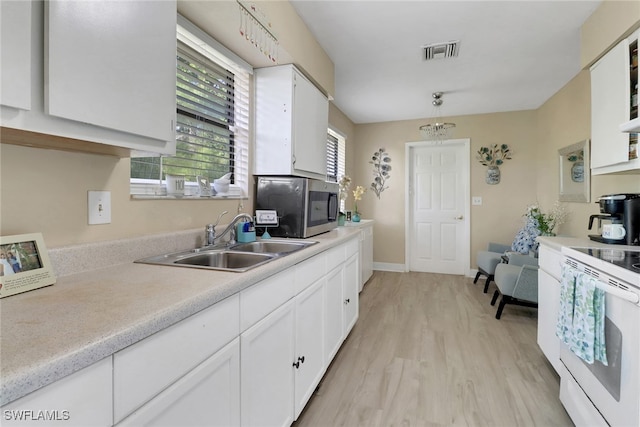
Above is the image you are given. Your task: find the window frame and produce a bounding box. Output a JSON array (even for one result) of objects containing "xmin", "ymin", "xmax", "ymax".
[{"xmin": 130, "ymin": 15, "xmax": 252, "ymax": 200}]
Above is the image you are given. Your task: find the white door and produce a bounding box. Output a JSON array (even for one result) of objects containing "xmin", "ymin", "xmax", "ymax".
[{"xmin": 407, "ymin": 140, "xmax": 470, "ymax": 274}]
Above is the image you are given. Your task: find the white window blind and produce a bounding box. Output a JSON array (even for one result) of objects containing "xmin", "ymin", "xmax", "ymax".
[
  {"xmin": 327, "ymin": 128, "xmax": 346, "ymax": 183},
  {"xmin": 131, "ymin": 17, "xmax": 250, "ymax": 197}
]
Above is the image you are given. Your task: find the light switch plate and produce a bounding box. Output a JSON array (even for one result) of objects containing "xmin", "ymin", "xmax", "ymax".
[
  {"xmin": 472, "ymin": 196, "xmax": 483, "ymax": 206},
  {"xmin": 88, "ymin": 191, "xmax": 111, "ymax": 225}
]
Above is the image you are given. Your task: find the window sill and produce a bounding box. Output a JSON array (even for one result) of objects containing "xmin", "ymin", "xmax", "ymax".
[
  {"xmin": 130, "ymin": 180, "xmax": 244, "ymax": 200},
  {"xmin": 131, "ymin": 194, "xmax": 242, "ymax": 200}
]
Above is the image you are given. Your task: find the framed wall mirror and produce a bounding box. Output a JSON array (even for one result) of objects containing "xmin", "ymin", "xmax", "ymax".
[{"xmin": 558, "ymin": 139, "xmax": 590, "ymax": 203}]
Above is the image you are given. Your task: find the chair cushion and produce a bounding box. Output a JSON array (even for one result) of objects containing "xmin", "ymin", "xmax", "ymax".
[
  {"xmin": 494, "ymin": 263, "xmax": 522, "ymax": 296},
  {"xmin": 477, "ymin": 251, "xmax": 503, "ymax": 274}
]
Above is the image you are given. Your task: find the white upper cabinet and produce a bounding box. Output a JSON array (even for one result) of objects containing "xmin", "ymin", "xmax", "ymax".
[
  {"xmin": 1, "ymin": 1, "xmax": 32, "ymax": 110},
  {"xmin": 591, "ymin": 30, "xmax": 640, "ymax": 174},
  {"xmin": 46, "ymin": 0, "xmax": 176, "ymax": 150},
  {"xmin": 0, "ymin": 0, "xmax": 177, "ymax": 155},
  {"xmin": 255, "ymin": 64, "xmax": 329, "ymax": 180}
]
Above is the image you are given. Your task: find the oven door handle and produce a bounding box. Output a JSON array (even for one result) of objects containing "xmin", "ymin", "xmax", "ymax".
[{"xmin": 593, "ymin": 280, "xmax": 640, "ymax": 304}]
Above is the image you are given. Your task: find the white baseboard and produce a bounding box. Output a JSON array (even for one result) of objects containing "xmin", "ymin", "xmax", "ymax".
[
  {"xmin": 373, "ymin": 265, "xmax": 481, "ymax": 278},
  {"xmin": 373, "ymin": 262, "xmax": 405, "ymax": 272}
]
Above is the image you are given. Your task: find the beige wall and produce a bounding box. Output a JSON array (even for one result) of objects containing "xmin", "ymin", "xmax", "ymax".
[
  {"xmin": 350, "ymin": 111, "xmax": 539, "ymax": 266},
  {"xmin": 0, "ymin": 144, "xmax": 246, "ymax": 247}
]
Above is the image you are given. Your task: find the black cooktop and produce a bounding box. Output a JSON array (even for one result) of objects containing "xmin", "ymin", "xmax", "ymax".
[{"xmin": 572, "ymin": 248, "xmax": 640, "ymax": 273}]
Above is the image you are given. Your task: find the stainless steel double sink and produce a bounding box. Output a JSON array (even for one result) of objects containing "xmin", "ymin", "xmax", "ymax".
[{"xmin": 135, "ymin": 239, "xmax": 317, "ymax": 272}]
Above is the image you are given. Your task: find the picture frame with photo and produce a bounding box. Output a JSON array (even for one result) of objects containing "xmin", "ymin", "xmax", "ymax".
[{"xmin": 0, "ymin": 233, "xmax": 56, "ymax": 298}]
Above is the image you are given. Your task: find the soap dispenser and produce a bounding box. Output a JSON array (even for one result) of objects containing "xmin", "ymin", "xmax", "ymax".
[{"xmin": 236, "ymin": 220, "xmax": 256, "ymax": 243}]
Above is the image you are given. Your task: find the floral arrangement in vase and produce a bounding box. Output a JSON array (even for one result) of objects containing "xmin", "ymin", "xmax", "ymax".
[
  {"xmin": 476, "ymin": 144, "xmax": 512, "ymax": 184},
  {"xmin": 511, "ymin": 202, "xmax": 568, "ymax": 254},
  {"xmin": 337, "ymin": 175, "xmax": 352, "ymax": 225},
  {"xmin": 370, "ymin": 148, "xmax": 391, "ymax": 198},
  {"xmin": 352, "ymin": 185, "xmax": 367, "ymax": 222}
]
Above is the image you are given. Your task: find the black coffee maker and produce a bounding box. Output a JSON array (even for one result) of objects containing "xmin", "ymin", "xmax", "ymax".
[{"xmin": 589, "ymin": 193, "xmax": 640, "ymax": 245}]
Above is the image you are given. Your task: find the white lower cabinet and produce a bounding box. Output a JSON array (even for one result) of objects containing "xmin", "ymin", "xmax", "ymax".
[
  {"xmin": 239, "ymin": 275, "xmax": 328, "ymax": 425},
  {"xmin": 118, "ymin": 338, "xmax": 240, "ymax": 427},
  {"xmin": 2, "ymin": 238, "xmax": 360, "ymax": 427},
  {"xmin": 241, "ymin": 299, "xmax": 296, "ymax": 427},
  {"xmin": 343, "ymin": 253, "xmax": 360, "ymax": 335},
  {"xmin": 294, "ymin": 278, "xmax": 325, "ymax": 419},
  {"xmin": 325, "ymin": 265, "xmax": 345, "ymax": 363},
  {"xmin": 0, "ymin": 356, "xmax": 112, "ymax": 427},
  {"xmin": 113, "ymin": 294, "xmax": 240, "ymax": 423},
  {"xmin": 537, "ymin": 244, "xmax": 562, "ymax": 374},
  {"xmin": 360, "ymin": 223, "xmax": 374, "ymax": 290}
]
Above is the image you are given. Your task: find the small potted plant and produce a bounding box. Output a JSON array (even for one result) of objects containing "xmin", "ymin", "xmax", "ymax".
[{"xmin": 352, "ymin": 185, "xmax": 366, "ymax": 222}]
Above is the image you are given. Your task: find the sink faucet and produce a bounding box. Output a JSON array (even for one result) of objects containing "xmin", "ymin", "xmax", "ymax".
[
  {"xmin": 218, "ymin": 213, "xmax": 254, "ymax": 245},
  {"xmin": 205, "ymin": 211, "xmax": 254, "ymax": 246}
]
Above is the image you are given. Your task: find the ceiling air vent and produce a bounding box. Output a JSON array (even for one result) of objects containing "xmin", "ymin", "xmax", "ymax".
[{"xmin": 422, "ymin": 40, "xmax": 460, "ymax": 61}]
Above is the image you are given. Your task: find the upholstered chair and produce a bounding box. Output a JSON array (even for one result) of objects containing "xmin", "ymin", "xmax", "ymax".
[
  {"xmin": 491, "ymin": 253, "xmax": 539, "ymax": 319},
  {"xmin": 474, "ymin": 243, "xmax": 512, "ymax": 293}
]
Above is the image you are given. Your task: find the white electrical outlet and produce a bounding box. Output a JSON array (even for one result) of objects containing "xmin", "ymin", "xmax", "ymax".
[
  {"xmin": 472, "ymin": 196, "xmax": 483, "ymax": 206},
  {"xmin": 88, "ymin": 191, "xmax": 111, "ymax": 225}
]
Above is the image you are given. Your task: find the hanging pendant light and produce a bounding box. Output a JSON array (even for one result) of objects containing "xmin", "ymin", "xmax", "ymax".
[{"xmin": 419, "ymin": 92, "xmax": 456, "ymax": 142}]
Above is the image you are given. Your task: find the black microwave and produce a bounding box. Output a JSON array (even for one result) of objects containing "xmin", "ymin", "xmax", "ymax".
[{"xmin": 255, "ymin": 176, "xmax": 339, "ymax": 238}]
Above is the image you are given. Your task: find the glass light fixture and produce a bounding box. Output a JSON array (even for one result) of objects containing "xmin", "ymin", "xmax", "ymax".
[{"xmin": 419, "ymin": 92, "xmax": 456, "ymax": 142}]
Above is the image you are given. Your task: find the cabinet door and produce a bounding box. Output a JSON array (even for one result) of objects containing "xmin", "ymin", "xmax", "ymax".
[
  {"xmin": 117, "ymin": 338, "xmax": 240, "ymax": 427},
  {"xmin": 292, "ymin": 69, "xmax": 328, "ymax": 178},
  {"xmin": 361, "ymin": 225, "xmax": 374, "ymax": 289},
  {"xmin": 343, "ymin": 253, "xmax": 359, "ymax": 336},
  {"xmin": 1, "ymin": 357, "xmax": 112, "ymax": 427},
  {"xmin": 591, "ymin": 39, "xmax": 630, "ymax": 169},
  {"xmin": 537, "ymin": 269, "xmax": 561, "ymax": 374},
  {"xmin": 46, "ymin": 0, "xmax": 176, "ymax": 144},
  {"xmin": 1, "ymin": 0, "xmax": 31, "ymax": 110},
  {"xmin": 294, "ymin": 277, "xmax": 325, "ymax": 419},
  {"xmin": 325, "ymin": 265, "xmax": 345, "ymax": 364},
  {"xmin": 241, "ymin": 299, "xmax": 295, "ymax": 427}
]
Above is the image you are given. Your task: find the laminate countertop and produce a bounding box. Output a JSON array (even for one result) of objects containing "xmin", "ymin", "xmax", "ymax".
[{"xmin": 0, "ymin": 226, "xmax": 361, "ymax": 406}]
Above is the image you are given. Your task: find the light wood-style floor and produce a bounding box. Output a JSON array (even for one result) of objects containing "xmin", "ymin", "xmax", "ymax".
[{"xmin": 294, "ymin": 271, "xmax": 573, "ymax": 427}]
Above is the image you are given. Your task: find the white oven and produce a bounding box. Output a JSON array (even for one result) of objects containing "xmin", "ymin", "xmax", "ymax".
[{"xmin": 560, "ymin": 248, "xmax": 640, "ymax": 427}]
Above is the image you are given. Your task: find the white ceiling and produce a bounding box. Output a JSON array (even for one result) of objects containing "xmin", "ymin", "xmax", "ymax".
[{"xmin": 289, "ymin": 0, "xmax": 602, "ymax": 124}]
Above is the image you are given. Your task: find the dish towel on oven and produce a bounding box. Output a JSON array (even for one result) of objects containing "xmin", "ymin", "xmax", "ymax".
[{"xmin": 556, "ymin": 264, "xmax": 608, "ymax": 365}]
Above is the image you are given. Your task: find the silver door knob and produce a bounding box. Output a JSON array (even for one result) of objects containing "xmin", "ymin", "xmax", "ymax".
[{"xmin": 454, "ymin": 215, "xmax": 464, "ymax": 220}]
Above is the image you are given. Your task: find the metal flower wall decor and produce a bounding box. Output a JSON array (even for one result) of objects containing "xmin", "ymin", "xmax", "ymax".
[{"xmin": 370, "ymin": 148, "xmax": 391, "ymax": 198}]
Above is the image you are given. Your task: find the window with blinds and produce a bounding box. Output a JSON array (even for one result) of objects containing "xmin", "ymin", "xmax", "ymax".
[
  {"xmin": 327, "ymin": 128, "xmax": 346, "ymax": 183},
  {"xmin": 131, "ymin": 18, "xmax": 250, "ymax": 197}
]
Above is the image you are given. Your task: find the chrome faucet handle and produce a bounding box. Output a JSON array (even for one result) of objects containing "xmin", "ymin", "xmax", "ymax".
[
  {"xmin": 205, "ymin": 211, "xmax": 229, "ymax": 246},
  {"xmin": 205, "ymin": 224, "xmax": 216, "ymax": 246}
]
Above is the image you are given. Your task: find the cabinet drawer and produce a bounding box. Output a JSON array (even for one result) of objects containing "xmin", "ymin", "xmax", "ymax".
[
  {"xmin": 326, "ymin": 244, "xmax": 346, "ymax": 272},
  {"xmin": 1, "ymin": 357, "xmax": 112, "ymax": 427},
  {"xmin": 538, "ymin": 245, "xmax": 562, "ymax": 280},
  {"xmin": 240, "ymin": 268, "xmax": 296, "ymax": 332},
  {"xmin": 345, "ymin": 237, "xmax": 359, "ymax": 259},
  {"xmin": 295, "ymin": 252, "xmax": 326, "ymax": 294},
  {"xmin": 114, "ymin": 294, "xmax": 240, "ymax": 423}
]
